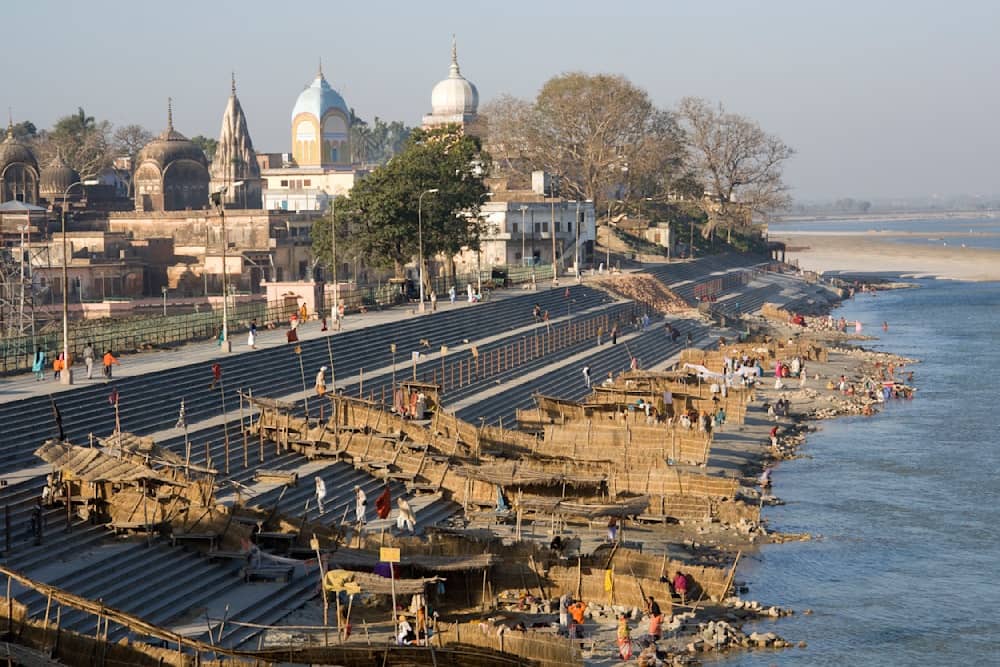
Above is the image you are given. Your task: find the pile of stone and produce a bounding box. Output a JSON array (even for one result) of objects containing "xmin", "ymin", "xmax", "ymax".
[{"xmin": 684, "ymin": 617, "xmax": 796, "ymax": 654}]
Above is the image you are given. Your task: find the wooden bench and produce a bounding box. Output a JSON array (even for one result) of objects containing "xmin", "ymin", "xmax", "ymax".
[
  {"xmin": 243, "ymin": 565, "xmax": 294, "ymax": 583},
  {"xmin": 108, "ymin": 521, "xmax": 166, "ymax": 535},
  {"xmin": 256, "ymin": 532, "xmax": 297, "ymax": 552},
  {"xmin": 207, "ymin": 549, "xmax": 249, "ymax": 562},
  {"xmin": 405, "ymin": 481, "xmax": 438, "ymax": 495},
  {"xmin": 171, "ymin": 532, "xmax": 219, "ymax": 550},
  {"xmin": 253, "ymin": 470, "xmax": 298, "ymax": 486}
]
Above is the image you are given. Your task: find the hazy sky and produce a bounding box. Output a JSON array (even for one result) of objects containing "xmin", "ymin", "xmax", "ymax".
[{"xmin": 5, "ymin": 0, "xmax": 997, "ymax": 201}]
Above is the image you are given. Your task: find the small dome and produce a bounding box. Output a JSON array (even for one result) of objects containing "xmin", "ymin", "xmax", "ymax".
[
  {"xmin": 0, "ymin": 125, "xmax": 39, "ymax": 173},
  {"xmin": 40, "ymin": 153, "xmax": 81, "ymax": 195},
  {"xmin": 291, "ymin": 69, "xmax": 350, "ymax": 123},
  {"xmin": 136, "ymin": 105, "xmax": 208, "ymax": 170},
  {"xmin": 431, "ymin": 40, "xmax": 479, "ymax": 117}
]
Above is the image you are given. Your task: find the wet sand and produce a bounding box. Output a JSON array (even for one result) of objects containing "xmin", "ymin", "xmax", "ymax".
[{"xmin": 772, "ymin": 232, "xmax": 1000, "ymax": 281}]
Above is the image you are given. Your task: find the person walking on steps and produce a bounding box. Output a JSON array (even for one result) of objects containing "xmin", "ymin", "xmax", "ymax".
[
  {"xmin": 582, "ymin": 365, "xmax": 591, "ymax": 389},
  {"xmin": 83, "ymin": 342, "xmax": 95, "ymax": 379},
  {"xmin": 396, "ymin": 496, "xmax": 416, "ymax": 533},
  {"xmin": 102, "ymin": 350, "xmax": 120, "ymax": 379},
  {"xmin": 32, "ymin": 348, "xmax": 46, "ymax": 381}
]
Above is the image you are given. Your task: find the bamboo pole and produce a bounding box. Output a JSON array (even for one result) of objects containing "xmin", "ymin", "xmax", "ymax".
[
  {"xmin": 240, "ymin": 387, "xmax": 248, "ymax": 469},
  {"xmin": 220, "ymin": 378, "xmax": 230, "ymax": 475}
]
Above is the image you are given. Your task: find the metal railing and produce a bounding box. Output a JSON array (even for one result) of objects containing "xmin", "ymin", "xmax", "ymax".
[
  {"xmin": 0, "ymin": 298, "xmax": 299, "ymax": 376},
  {"xmin": 0, "ymin": 266, "xmax": 561, "ymax": 376}
]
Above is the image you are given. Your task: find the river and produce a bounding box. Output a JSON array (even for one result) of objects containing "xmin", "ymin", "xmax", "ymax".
[{"xmin": 715, "ymin": 278, "xmax": 1000, "ymax": 665}]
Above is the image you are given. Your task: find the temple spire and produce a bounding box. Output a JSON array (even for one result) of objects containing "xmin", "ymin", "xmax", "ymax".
[
  {"xmin": 167, "ymin": 97, "xmax": 174, "ymax": 131},
  {"xmin": 6, "ymin": 108, "xmax": 12, "ymax": 138},
  {"xmin": 231, "ymin": 71, "xmax": 237, "ymax": 96},
  {"xmin": 450, "ymin": 35, "xmax": 460, "ymax": 76},
  {"xmin": 318, "ymin": 57, "xmax": 323, "ymax": 79}
]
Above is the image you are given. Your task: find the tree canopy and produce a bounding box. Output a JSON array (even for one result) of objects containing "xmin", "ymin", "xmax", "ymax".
[
  {"xmin": 112, "ymin": 124, "xmax": 154, "ymax": 165},
  {"xmin": 483, "ymin": 73, "xmax": 683, "ymax": 211},
  {"xmin": 190, "ymin": 135, "xmax": 218, "ymax": 162},
  {"xmin": 349, "ymin": 113, "xmax": 412, "ymax": 166},
  {"xmin": 312, "ymin": 125, "xmax": 489, "ymax": 279},
  {"xmin": 677, "ymin": 97, "xmax": 794, "ymax": 236},
  {"xmin": 38, "ymin": 107, "xmax": 113, "ymax": 176}
]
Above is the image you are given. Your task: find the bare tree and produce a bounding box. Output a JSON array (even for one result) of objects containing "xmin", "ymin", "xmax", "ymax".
[
  {"xmin": 484, "ymin": 74, "xmax": 683, "ymax": 210},
  {"xmin": 112, "ymin": 124, "xmax": 154, "ymax": 165},
  {"xmin": 35, "ymin": 108, "xmax": 113, "ymax": 176},
  {"xmin": 677, "ymin": 97, "xmax": 794, "ymax": 238}
]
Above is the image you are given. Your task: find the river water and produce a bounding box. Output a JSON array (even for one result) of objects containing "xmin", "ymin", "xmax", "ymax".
[{"xmin": 715, "ymin": 278, "xmax": 1000, "ymax": 666}]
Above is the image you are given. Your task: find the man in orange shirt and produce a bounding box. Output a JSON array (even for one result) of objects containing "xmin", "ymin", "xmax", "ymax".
[
  {"xmin": 102, "ymin": 351, "xmax": 120, "ymax": 379},
  {"xmin": 567, "ymin": 599, "xmax": 587, "ymax": 638}
]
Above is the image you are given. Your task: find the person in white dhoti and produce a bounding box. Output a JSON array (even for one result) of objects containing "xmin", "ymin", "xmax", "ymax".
[
  {"xmin": 315, "ymin": 476, "xmax": 327, "ymax": 515},
  {"xmin": 354, "ymin": 485, "xmax": 367, "ymax": 526}
]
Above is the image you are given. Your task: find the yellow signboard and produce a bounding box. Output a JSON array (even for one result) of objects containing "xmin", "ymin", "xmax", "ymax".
[{"xmin": 380, "ymin": 547, "xmax": 401, "ymax": 563}]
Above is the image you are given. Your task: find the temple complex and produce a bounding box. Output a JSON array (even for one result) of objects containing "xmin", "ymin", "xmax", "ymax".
[
  {"xmin": 209, "ymin": 74, "xmax": 263, "ymax": 209},
  {"xmin": 422, "ymin": 37, "xmax": 485, "ymax": 137},
  {"xmin": 0, "ymin": 120, "xmax": 40, "ymax": 205},
  {"xmin": 133, "ymin": 100, "xmax": 210, "ymax": 212}
]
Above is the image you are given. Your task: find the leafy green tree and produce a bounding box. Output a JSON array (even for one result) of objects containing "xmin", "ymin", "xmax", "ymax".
[
  {"xmin": 350, "ymin": 112, "xmax": 411, "ymax": 165},
  {"xmin": 7, "ymin": 120, "xmax": 37, "ymax": 141},
  {"xmin": 312, "ymin": 125, "xmax": 489, "ymax": 282},
  {"xmin": 190, "ymin": 135, "xmax": 218, "ymax": 161}
]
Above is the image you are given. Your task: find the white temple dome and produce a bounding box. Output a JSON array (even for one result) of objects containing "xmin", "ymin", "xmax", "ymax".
[{"xmin": 430, "ymin": 40, "xmax": 479, "ymax": 117}]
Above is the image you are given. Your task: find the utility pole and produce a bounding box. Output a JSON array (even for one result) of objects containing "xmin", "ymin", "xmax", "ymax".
[
  {"xmin": 550, "ymin": 197, "xmax": 557, "ymax": 285},
  {"xmin": 329, "ymin": 195, "xmax": 339, "ymax": 330},
  {"xmin": 519, "ymin": 205, "xmax": 528, "ymax": 268},
  {"xmin": 606, "ymin": 200, "xmax": 613, "ymax": 271}
]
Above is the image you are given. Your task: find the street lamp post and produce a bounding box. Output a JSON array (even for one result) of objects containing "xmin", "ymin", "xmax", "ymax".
[
  {"xmin": 417, "ymin": 188, "xmax": 439, "ymax": 313},
  {"xmin": 60, "ymin": 178, "xmax": 99, "ymax": 385},
  {"xmin": 476, "ymin": 192, "xmax": 493, "ymax": 297},
  {"xmin": 162, "ymin": 286, "xmax": 168, "ymax": 316},
  {"xmin": 574, "ymin": 200, "xmax": 581, "ymax": 282},
  {"xmin": 550, "ymin": 198, "xmax": 557, "ymax": 285},
  {"xmin": 211, "ymin": 187, "xmax": 231, "ymax": 352},
  {"xmin": 606, "ymin": 200, "xmax": 613, "ymax": 272},
  {"xmin": 519, "ymin": 205, "xmax": 528, "ymax": 268},
  {"xmin": 328, "ymin": 195, "xmax": 340, "ymax": 330}
]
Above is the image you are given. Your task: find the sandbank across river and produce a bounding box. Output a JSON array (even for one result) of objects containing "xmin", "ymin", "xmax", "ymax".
[{"xmin": 771, "ymin": 231, "xmax": 1000, "ymax": 281}]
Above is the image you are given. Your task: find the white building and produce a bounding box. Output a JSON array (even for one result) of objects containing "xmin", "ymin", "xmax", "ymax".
[
  {"xmin": 261, "ymin": 66, "xmax": 363, "ymax": 212},
  {"xmin": 450, "ymin": 188, "xmax": 596, "ymax": 277}
]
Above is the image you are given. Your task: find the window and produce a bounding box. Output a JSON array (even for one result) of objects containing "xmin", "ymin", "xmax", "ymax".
[
  {"xmin": 280, "ymin": 180, "xmax": 288, "ymax": 187},
  {"xmin": 567, "ymin": 221, "xmax": 573, "ymax": 232},
  {"xmin": 542, "ymin": 222, "xmax": 549, "ymax": 233},
  {"xmin": 512, "ymin": 223, "xmax": 519, "ymax": 234},
  {"xmin": 514, "ymin": 251, "xmax": 522, "ymax": 260},
  {"xmin": 555, "ymin": 222, "xmax": 561, "ymax": 233},
  {"xmin": 304, "ymin": 179, "xmax": 312, "ymax": 186}
]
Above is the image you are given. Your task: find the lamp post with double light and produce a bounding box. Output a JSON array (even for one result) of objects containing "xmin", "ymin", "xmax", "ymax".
[
  {"xmin": 210, "ymin": 187, "xmax": 232, "ymax": 352},
  {"xmin": 60, "ymin": 178, "xmax": 99, "ymax": 384},
  {"xmin": 417, "ymin": 188, "xmax": 439, "ymax": 313},
  {"xmin": 328, "ymin": 194, "xmax": 340, "ymax": 329}
]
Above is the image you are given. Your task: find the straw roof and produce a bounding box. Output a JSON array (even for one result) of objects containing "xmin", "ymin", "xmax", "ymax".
[
  {"xmin": 244, "ymin": 395, "xmax": 298, "ymax": 411},
  {"xmin": 328, "ymin": 547, "xmax": 496, "ymax": 572},
  {"xmin": 340, "ymin": 570, "xmax": 442, "ymax": 595},
  {"xmin": 454, "ymin": 461, "xmax": 605, "ymax": 488},
  {"xmin": 519, "ymin": 495, "xmax": 649, "ymax": 519},
  {"xmin": 101, "ymin": 432, "xmax": 216, "ymax": 475},
  {"xmin": 34, "ymin": 440, "xmax": 182, "ymax": 485}
]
